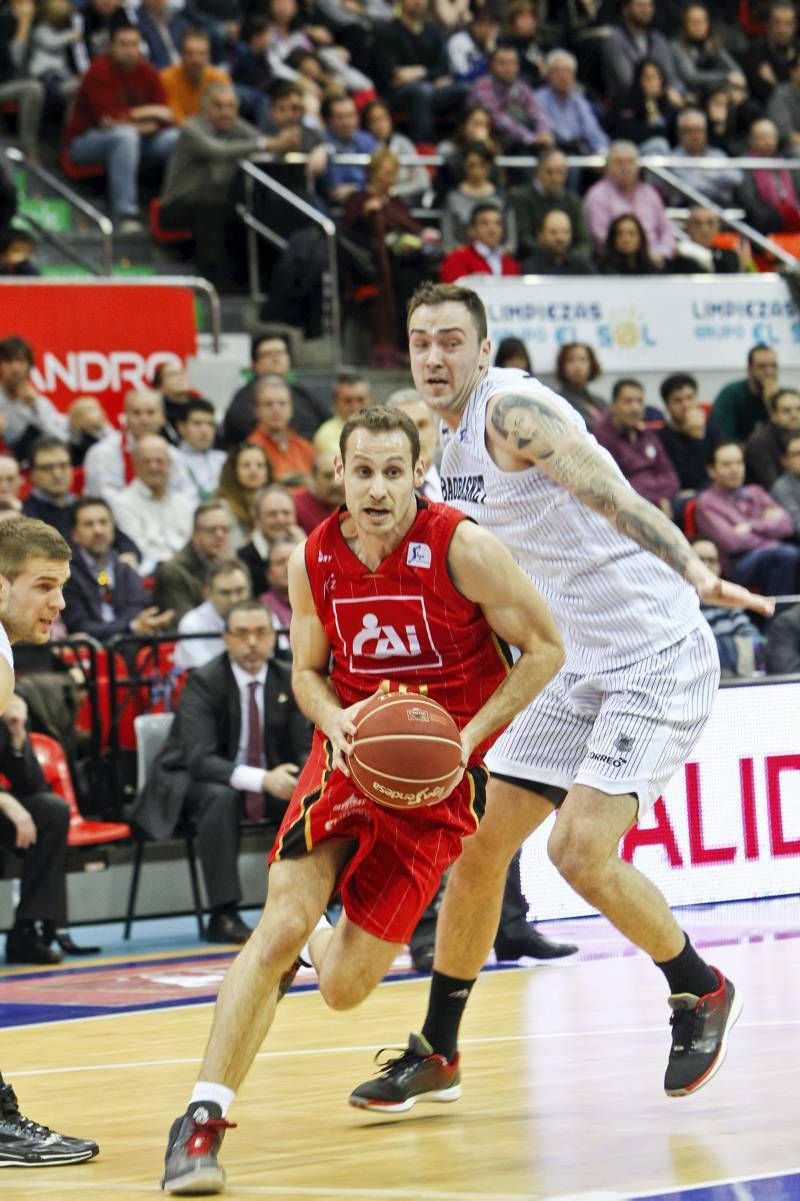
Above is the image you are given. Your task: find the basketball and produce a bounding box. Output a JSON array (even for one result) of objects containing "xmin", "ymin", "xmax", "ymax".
[{"xmin": 349, "ymin": 693, "xmax": 463, "ymax": 810}]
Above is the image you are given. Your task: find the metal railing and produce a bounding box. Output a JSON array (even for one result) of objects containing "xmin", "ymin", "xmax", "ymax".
[
  {"xmin": 239, "ymin": 159, "xmax": 341, "ymax": 357},
  {"xmin": 5, "ymin": 146, "xmax": 114, "ymax": 275}
]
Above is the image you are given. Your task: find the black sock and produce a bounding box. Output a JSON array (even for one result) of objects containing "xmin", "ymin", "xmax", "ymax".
[
  {"xmin": 655, "ymin": 934, "xmax": 719, "ymax": 997},
  {"xmin": 421, "ymin": 971, "xmax": 476, "ymax": 1061}
]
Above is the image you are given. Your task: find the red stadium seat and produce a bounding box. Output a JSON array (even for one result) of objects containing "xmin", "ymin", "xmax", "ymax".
[
  {"xmin": 29, "ymin": 732, "xmax": 131, "ymax": 848},
  {"xmin": 683, "ymin": 497, "xmax": 699, "ymax": 540},
  {"xmin": 148, "ymin": 198, "xmax": 191, "ymax": 244},
  {"xmin": 59, "ymin": 147, "xmax": 105, "ymax": 182}
]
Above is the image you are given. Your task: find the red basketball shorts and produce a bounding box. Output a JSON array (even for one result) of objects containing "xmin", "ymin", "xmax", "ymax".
[{"xmin": 269, "ymin": 730, "xmax": 488, "ymax": 943}]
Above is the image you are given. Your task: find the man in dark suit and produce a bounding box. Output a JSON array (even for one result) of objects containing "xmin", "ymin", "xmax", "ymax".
[
  {"xmin": 130, "ymin": 599, "xmax": 311, "ymax": 943},
  {"xmin": 0, "ymin": 695, "xmax": 70, "ymax": 964},
  {"xmin": 62, "ymin": 497, "xmax": 174, "ymax": 642},
  {"xmin": 671, "ymin": 206, "xmax": 742, "ymax": 274}
]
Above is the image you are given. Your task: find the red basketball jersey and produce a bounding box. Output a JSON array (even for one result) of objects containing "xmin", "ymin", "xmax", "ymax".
[{"xmin": 304, "ymin": 500, "xmax": 511, "ymax": 760}]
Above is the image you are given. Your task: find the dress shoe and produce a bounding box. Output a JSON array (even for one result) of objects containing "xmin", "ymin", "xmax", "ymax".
[
  {"xmin": 204, "ymin": 912, "xmax": 251, "ymax": 945},
  {"xmin": 6, "ymin": 930, "xmax": 63, "ymax": 965},
  {"xmin": 494, "ymin": 924, "xmax": 578, "ymax": 962},
  {"xmin": 410, "ymin": 944, "xmax": 434, "ymax": 974}
]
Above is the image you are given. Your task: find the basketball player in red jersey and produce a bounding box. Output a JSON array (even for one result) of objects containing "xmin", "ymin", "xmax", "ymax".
[
  {"xmin": 161, "ymin": 405, "xmax": 563, "ymax": 1195},
  {"xmin": 0, "ymin": 517, "xmax": 99, "ymax": 1167}
]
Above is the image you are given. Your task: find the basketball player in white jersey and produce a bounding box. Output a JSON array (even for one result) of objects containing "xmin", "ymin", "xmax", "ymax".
[
  {"xmin": 0, "ymin": 517, "xmax": 98, "ymax": 1167},
  {"xmin": 349, "ymin": 282, "xmax": 774, "ymax": 1113}
]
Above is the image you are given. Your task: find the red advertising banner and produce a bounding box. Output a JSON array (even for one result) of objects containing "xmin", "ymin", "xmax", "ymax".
[{"xmin": 0, "ymin": 282, "xmax": 198, "ymax": 421}]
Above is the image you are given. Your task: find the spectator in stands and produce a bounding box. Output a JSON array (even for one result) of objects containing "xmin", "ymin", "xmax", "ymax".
[
  {"xmin": 766, "ymin": 600, "xmax": 800, "ymax": 672},
  {"xmin": 174, "ymin": 399, "xmax": 226, "ymax": 502},
  {"xmin": 501, "ymin": 0, "xmax": 548, "ymax": 88},
  {"xmin": 745, "ymin": 387, "xmax": 800, "ymax": 488},
  {"xmin": 385, "ymin": 386, "xmax": 443, "ymax": 501},
  {"xmin": 584, "ymin": 140, "xmax": 677, "ymax": 265},
  {"xmin": 440, "ymin": 203, "xmax": 520, "ymax": 283},
  {"xmin": 436, "ymin": 103, "xmax": 500, "ymax": 197},
  {"xmin": 159, "ymin": 82, "xmax": 271, "ymax": 290},
  {"xmin": 0, "ymin": 693, "xmax": 74, "ymax": 964},
  {"xmin": 657, "ymin": 373, "xmax": 713, "ymax": 496},
  {"xmin": 554, "ymin": 342, "xmax": 607, "ymax": 424},
  {"xmin": 28, "ymin": 0, "xmax": 80, "ymax": 115},
  {"xmin": 692, "ymin": 537, "xmax": 767, "ymax": 676},
  {"xmin": 0, "ymin": 456, "xmax": 22, "ymax": 511},
  {"xmin": 671, "ymin": 204, "xmax": 744, "ymax": 273},
  {"xmin": 320, "ymin": 93, "xmax": 377, "ymax": 204},
  {"xmin": 160, "ymin": 28, "xmax": 228, "ymax": 124},
  {"xmin": 669, "ymin": 108, "xmax": 743, "ymax": 207},
  {"xmin": 509, "ymin": 146, "xmax": 592, "ymax": 262},
  {"xmin": 223, "ymin": 335, "xmax": 327, "ymax": 448},
  {"xmin": 72, "ymin": 0, "xmax": 127, "ymax": 68},
  {"xmin": 216, "ymin": 442, "xmax": 271, "ymax": 546},
  {"xmin": 594, "ymin": 378, "xmax": 680, "ymax": 514},
  {"xmin": 228, "ymin": 15, "xmax": 275, "ymax": 127},
  {"xmin": 130, "ymin": 599, "xmax": 310, "ymax": 944},
  {"xmin": 609, "ymin": 58, "xmax": 679, "ymax": 152},
  {"xmin": 441, "ymin": 141, "xmax": 505, "ymax": 249},
  {"xmin": 739, "ymin": 117, "xmax": 800, "ymax": 234},
  {"xmin": 534, "ymin": 48, "xmax": 609, "ymax": 155},
  {"xmin": 0, "ymin": 229, "xmax": 40, "ymax": 277},
  {"xmin": 768, "ymin": 53, "xmax": 800, "ymax": 154},
  {"xmin": 494, "ymin": 337, "xmax": 531, "ymax": 372},
  {"xmin": 342, "ymin": 148, "xmax": 442, "ymax": 367},
  {"xmin": 257, "ymin": 535, "xmax": 298, "ymax": 639},
  {"xmin": 259, "ymin": 79, "xmax": 327, "ymax": 191},
  {"xmin": 174, "ymin": 558, "xmax": 251, "ymax": 670},
  {"xmin": 64, "ymin": 21, "xmax": 178, "ymax": 233},
  {"xmin": 742, "ymin": 0, "xmax": 800, "ymax": 106},
  {"xmin": 771, "ymin": 431, "xmax": 800, "ymax": 535},
  {"xmin": 0, "ymin": 336, "xmax": 68, "ymax": 462},
  {"xmin": 601, "ymin": 0, "xmax": 684, "ymax": 105},
  {"xmin": 247, "ymin": 377, "xmax": 315, "ymax": 488},
  {"xmin": 63, "ymin": 496, "xmax": 175, "ymax": 640},
  {"xmin": 293, "ymin": 450, "xmax": 343, "ymax": 534},
  {"xmin": 711, "ymin": 342, "xmax": 779, "ymax": 442},
  {"xmin": 263, "ymin": 0, "xmax": 374, "ymax": 100},
  {"xmin": 172, "ymin": 398, "xmax": 225, "ymax": 502},
  {"xmin": 597, "ymin": 213, "xmax": 662, "ymax": 274},
  {"xmin": 704, "ymin": 81, "xmax": 757, "ymax": 158},
  {"xmin": 110, "ymin": 434, "xmax": 194, "ymax": 575},
  {"xmin": 469, "ymin": 43, "xmax": 553, "ymax": 154},
  {"xmin": 695, "ymin": 441, "xmax": 799, "ymax": 595},
  {"xmin": 371, "ymin": 0, "xmax": 468, "ymax": 144},
  {"xmin": 83, "ymin": 388, "xmax": 190, "ymax": 499},
  {"xmin": 312, "ymin": 370, "xmax": 371, "ymax": 457},
  {"xmin": 0, "ymin": 0, "xmax": 44, "ymax": 161},
  {"xmin": 521, "ymin": 208, "xmax": 595, "ymax": 275},
  {"xmin": 237, "ymin": 484, "xmax": 301, "ymax": 595},
  {"xmin": 136, "ymin": 0, "xmax": 187, "ymax": 68},
  {"xmin": 361, "ymin": 99, "xmax": 431, "ymax": 206},
  {"xmin": 66, "ymin": 396, "xmax": 111, "ymax": 466},
  {"xmin": 671, "ymin": 3, "xmax": 745, "ymax": 98},
  {"xmin": 153, "ymin": 362, "xmax": 197, "ymax": 443},
  {"xmin": 152, "ymin": 499, "xmax": 233, "ymax": 621},
  {"xmin": 446, "ymin": 3, "xmax": 500, "ymax": 84}
]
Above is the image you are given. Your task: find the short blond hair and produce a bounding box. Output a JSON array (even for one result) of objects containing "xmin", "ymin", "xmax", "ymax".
[{"xmin": 0, "ymin": 517, "xmax": 71, "ymax": 580}]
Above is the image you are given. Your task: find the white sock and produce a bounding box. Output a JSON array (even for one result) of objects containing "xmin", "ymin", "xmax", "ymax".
[
  {"xmin": 190, "ymin": 1082, "xmax": 236, "ymax": 1117},
  {"xmin": 299, "ymin": 913, "xmax": 332, "ymax": 968}
]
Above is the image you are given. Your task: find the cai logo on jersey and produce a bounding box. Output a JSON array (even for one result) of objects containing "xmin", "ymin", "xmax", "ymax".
[{"xmin": 332, "ymin": 596, "xmax": 443, "ymax": 674}]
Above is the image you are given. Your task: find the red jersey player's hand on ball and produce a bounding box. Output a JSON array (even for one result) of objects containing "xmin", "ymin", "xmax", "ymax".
[{"xmin": 325, "ymin": 693, "xmax": 382, "ymax": 777}]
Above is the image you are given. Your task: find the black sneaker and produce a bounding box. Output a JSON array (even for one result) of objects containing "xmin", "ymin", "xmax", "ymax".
[
  {"xmin": 0, "ymin": 1082, "xmax": 98, "ymax": 1166},
  {"xmin": 348, "ymin": 1033, "xmax": 461, "ymax": 1113},
  {"xmin": 665, "ymin": 969, "xmax": 743, "ymax": 1097},
  {"xmin": 161, "ymin": 1101, "xmax": 236, "ymax": 1195}
]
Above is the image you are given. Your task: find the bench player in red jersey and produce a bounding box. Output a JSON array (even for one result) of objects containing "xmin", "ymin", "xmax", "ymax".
[{"xmin": 161, "ymin": 405, "xmax": 564, "ymax": 1195}]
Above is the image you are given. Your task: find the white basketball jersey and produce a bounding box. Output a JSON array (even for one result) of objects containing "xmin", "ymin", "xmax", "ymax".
[{"xmin": 439, "ymin": 368, "xmax": 701, "ymax": 672}]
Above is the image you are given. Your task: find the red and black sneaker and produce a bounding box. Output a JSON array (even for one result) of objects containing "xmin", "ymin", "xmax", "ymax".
[
  {"xmin": 665, "ymin": 968, "xmax": 743, "ymax": 1097},
  {"xmin": 348, "ymin": 1033, "xmax": 461, "ymax": 1113},
  {"xmin": 161, "ymin": 1101, "xmax": 236, "ymax": 1195}
]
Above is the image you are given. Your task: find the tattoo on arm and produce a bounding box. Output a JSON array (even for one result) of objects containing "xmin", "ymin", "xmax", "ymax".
[{"xmin": 490, "ymin": 390, "xmax": 694, "ymax": 578}]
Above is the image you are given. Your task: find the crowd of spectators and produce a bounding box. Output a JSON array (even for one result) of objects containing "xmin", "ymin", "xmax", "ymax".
[{"xmin": 4, "ymin": 0, "xmax": 800, "ymax": 321}]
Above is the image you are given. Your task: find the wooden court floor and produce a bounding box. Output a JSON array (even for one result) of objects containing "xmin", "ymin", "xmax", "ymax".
[{"xmin": 1, "ymin": 937, "xmax": 799, "ymax": 1200}]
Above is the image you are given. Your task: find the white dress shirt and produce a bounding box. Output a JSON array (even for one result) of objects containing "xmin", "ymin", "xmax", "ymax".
[
  {"xmin": 83, "ymin": 430, "xmax": 193, "ymax": 501},
  {"xmin": 175, "ymin": 442, "xmax": 227, "ymax": 502},
  {"xmin": 229, "ymin": 660, "xmax": 269, "ymax": 793},
  {"xmin": 473, "ymin": 239, "xmax": 503, "ymax": 276},
  {"xmin": 174, "ymin": 599, "xmax": 226, "ymax": 670},
  {"xmin": 110, "ymin": 478, "xmax": 194, "ymax": 576}
]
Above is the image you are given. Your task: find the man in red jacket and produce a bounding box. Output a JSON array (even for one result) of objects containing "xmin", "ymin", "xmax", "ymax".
[
  {"xmin": 64, "ymin": 21, "xmax": 178, "ymax": 233},
  {"xmin": 440, "ymin": 204, "xmax": 521, "ymax": 283}
]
